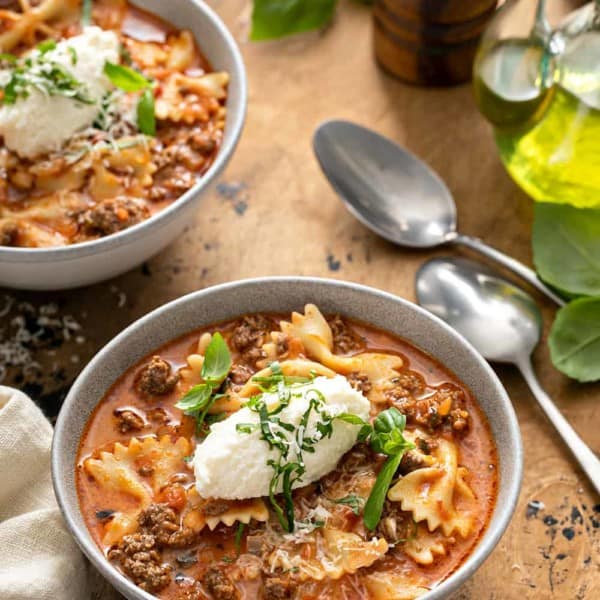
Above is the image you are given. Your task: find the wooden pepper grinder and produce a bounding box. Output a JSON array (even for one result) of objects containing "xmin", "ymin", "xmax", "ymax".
[{"xmin": 374, "ymin": 0, "xmax": 499, "ymax": 86}]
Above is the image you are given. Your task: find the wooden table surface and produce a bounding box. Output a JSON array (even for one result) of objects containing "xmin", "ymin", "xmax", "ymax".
[{"xmin": 1, "ymin": 0, "xmax": 598, "ymax": 598}]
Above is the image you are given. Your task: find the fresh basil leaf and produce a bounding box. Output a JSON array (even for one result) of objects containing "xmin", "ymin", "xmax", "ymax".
[
  {"xmin": 82, "ymin": 0, "xmax": 93, "ymax": 26},
  {"xmin": 371, "ymin": 407, "xmax": 411, "ymax": 455},
  {"xmin": 201, "ymin": 332, "xmax": 232, "ymax": 384},
  {"xmin": 104, "ymin": 62, "xmax": 150, "ymax": 92},
  {"xmin": 363, "ymin": 452, "xmax": 403, "ymax": 531},
  {"xmin": 373, "ymin": 407, "xmax": 405, "ymax": 434},
  {"xmin": 549, "ymin": 297, "xmax": 600, "ymax": 382},
  {"xmin": 0, "ymin": 53, "xmax": 17, "ymax": 63},
  {"xmin": 137, "ymin": 88, "xmax": 156, "ymax": 136},
  {"xmin": 533, "ymin": 203, "xmax": 600, "ymax": 297},
  {"xmin": 250, "ymin": 0, "xmax": 337, "ymax": 41},
  {"xmin": 175, "ymin": 383, "xmax": 212, "ymax": 412}
]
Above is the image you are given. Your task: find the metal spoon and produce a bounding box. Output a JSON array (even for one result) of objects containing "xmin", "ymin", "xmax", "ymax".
[
  {"xmin": 416, "ymin": 256, "xmax": 600, "ymax": 495},
  {"xmin": 313, "ymin": 120, "xmax": 565, "ymax": 307}
]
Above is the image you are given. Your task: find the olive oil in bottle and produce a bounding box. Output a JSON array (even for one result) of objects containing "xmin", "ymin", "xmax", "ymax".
[{"xmin": 474, "ymin": 3, "xmax": 600, "ymax": 208}]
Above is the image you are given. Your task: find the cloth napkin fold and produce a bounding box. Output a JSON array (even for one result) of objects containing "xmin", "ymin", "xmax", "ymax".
[{"xmin": 0, "ymin": 385, "xmax": 90, "ymax": 600}]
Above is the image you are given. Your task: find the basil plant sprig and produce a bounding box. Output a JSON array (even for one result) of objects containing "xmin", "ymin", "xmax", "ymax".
[
  {"xmin": 103, "ymin": 62, "xmax": 156, "ymax": 136},
  {"xmin": 363, "ymin": 408, "xmax": 414, "ymax": 531},
  {"xmin": 175, "ymin": 332, "xmax": 232, "ymax": 432}
]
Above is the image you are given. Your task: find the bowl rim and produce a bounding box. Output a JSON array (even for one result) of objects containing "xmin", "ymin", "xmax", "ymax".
[
  {"xmin": 0, "ymin": 0, "xmax": 247, "ymax": 264},
  {"xmin": 52, "ymin": 276, "xmax": 523, "ymax": 600}
]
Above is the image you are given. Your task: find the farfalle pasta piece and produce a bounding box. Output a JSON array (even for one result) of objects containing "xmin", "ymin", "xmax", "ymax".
[
  {"xmin": 280, "ymin": 304, "xmax": 362, "ymax": 373},
  {"xmin": 402, "ymin": 524, "xmax": 448, "ymax": 565},
  {"xmin": 155, "ymin": 72, "xmax": 229, "ymax": 124},
  {"xmin": 267, "ymin": 529, "xmax": 388, "ymax": 582},
  {"xmin": 88, "ymin": 143, "xmax": 156, "ymax": 201},
  {"xmin": 365, "ymin": 573, "xmax": 429, "ymax": 600},
  {"xmin": 166, "ymin": 30, "xmax": 195, "ymax": 70},
  {"xmin": 182, "ymin": 489, "xmax": 269, "ymax": 533},
  {"xmin": 84, "ymin": 435, "xmax": 190, "ymax": 545},
  {"xmin": 322, "ymin": 529, "xmax": 388, "ymax": 576},
  {"xmin": 388, "ymin": 437, "xmax": 475, "ymax": 537}
]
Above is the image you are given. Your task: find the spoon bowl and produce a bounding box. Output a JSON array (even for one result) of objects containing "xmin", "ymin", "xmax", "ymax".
[
  {"xmin": 313, "ymin": 120, "xmax": 457, "ymax": 248},
  {"xmin": 314, "ymin": 120, "xmax": 566, "ymax": 306},
  {"xmin": 416, "ymin": 256, "xmax": 600, "ymax": 496},
  {"xmin": 416, "ymin": 257, "xmax": 542, "ymax": 363}
]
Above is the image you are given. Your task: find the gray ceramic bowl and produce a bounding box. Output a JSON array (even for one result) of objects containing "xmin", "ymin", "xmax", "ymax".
[
  {"xmin": 0, "ymin": 0, "xmax": 247, "ymax": 290},
  {"xmin": 52, "ymin": 277, "xmax": 523, "ymax": 600}
]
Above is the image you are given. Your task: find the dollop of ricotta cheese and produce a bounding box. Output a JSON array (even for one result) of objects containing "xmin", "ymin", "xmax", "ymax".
[
  {"xmin": 193, "ymin": 375, "xmax": 370, "ymax": 500},
  {"xmin": 0, "ymin": 27, "xmax": 119, "ymax": 158}
]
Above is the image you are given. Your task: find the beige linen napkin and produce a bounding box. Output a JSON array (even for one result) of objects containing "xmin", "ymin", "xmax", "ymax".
[{"xmin": 0, "ymin": 385, "xmax": 90, "ymax": 600}]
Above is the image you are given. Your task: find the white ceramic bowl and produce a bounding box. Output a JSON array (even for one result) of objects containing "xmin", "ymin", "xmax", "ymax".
[
  {"xmin": 52, "ymin": 277, "xmax": 523, "ymax": 600},
  {"xmin": 0, "ymin": 0, "xmax": 247, "ymax": 290}
]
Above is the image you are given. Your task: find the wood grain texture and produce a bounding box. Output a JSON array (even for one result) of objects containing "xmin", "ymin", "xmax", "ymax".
[{"xmin": 0, "ymin": 0, "xmax": 597, "ymax": 598}]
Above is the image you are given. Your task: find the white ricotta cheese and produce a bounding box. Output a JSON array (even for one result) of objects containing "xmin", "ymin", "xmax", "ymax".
[
  {"xmin": 0, "ymin": 27, "xmax": 119, "ymax": 158},
  {"xmin": 193, "ymin": 375, "xmax": 370, "ymax": 500}
]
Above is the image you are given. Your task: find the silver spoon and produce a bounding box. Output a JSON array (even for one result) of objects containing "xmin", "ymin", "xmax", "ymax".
[
  {"xmin": 416, "ymin": 256, "xmax": 600, "ymax": 495},
  {"xmin": 313, "ymin": 120, "xmax": 565, "ymax": 307}
]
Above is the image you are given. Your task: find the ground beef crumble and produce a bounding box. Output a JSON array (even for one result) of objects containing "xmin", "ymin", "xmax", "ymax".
[
  {"xmin": 230, "ymin": 315, "xmax": 272, "ymax": 365},
  {"xmin": 79, "ymin": 196, "xmax": 149, "ymax": 236},
  {"xmin": 108, "ymin": 533, "xmax": 171, "ymax": 593},
  {"xmin": 327, "ymin": 315, "xmax": 365, "ymax": 354},
  {"xmin": 376, "ymin": 500, "xmax": 414, "ymax": 544},
  {"xmin": 228, "ymin": 363, "xmax": 253, "ymax": 385},
  {"xmin": 202, "ymin": 567, "xmax": 239, "ymax": 600},
  {"xmin": 135, "ymin": 356, "xmax": 180, "ymax": 396},
  {"xmin": 0, "ymin": 220, "xmax": 19, "ymax": 246},
  {"xmin": 264, "ymin": 576, "xmax": 293, "ymax": 600},
  {"xmin": 109, "ymin": 503, "xmax": 201, "ymax": 594},
  {"xmin": 114, "ymin": 408, "xmax": 145, "ymax": 433},
  {"xmin": 347, "ymin": 372, "xmax": 372, "ymax": 394},
  {"xmin": 387, "ymin": 381, "xmax": 470, "ymax": 432}
]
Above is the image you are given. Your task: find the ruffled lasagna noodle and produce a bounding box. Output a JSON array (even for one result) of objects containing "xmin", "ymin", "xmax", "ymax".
[
  {"xmin": 76, "ymin": 306, "xmax": 498, "ymax": 600},
  {"xmin": 0, "ymin": 0, "xmax": 227, "ymax": 247}
]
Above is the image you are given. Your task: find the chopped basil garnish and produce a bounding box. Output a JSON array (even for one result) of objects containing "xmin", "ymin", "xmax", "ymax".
[
  {"xmin": 1, "ymin": 48, "xmax": 94, "ymax": 106},
  {"xmin": 332, "ymin": 494, "xmax": 364, "ymax": 516}
]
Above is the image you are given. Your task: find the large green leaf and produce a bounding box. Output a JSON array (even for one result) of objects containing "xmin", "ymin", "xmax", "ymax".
[
  {"xmin": 533, "ymin": 203, "xmax": 600, "ymax": 297},
  {"xmin": 251, "ymin": 0, "xmax": 337, "ymax": 41},
  {"xmin": 549, "ymin": 297, "xmax": 600, "ymax": 382}
]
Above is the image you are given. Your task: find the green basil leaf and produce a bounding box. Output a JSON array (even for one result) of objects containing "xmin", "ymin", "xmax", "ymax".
[
  {"xmin": 533, "ymin": 203, "xmax": 600, "ymax": 297},
  {"xmin": 549, "ymin": 297, "xmax": 600, "ymax": 382},
  {"xmin": 175, "ymin": 383, "xmax": 212, "ymax": 412},
  {"xmin": 104, "ymin": 62, "xmax": 150, "ymax": 92},
  {"xmin": 137, "ymin": 88, "xmax": 156, "ymax": 136},
  {"xmin": 363, "ymin": 452, "xmax": 403, "ymax": 531},
  {"xmin": 0, "ymin": 53, "xmax": 17, "ymax": 63},
  {"xmin": 373, "ymin": 407, "xmax": 405, "ymax": 434},
  {"xmin": 250, "ymin": 0, "xmax": 337, "ymax": 41},
  {"xmin": 201, "ymin": 332, "xmax": 232, "ymax": 384}
]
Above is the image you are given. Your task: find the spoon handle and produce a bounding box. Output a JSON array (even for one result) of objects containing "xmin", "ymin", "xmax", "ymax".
[
  {"xmin": 452, "ymin": 234, "xmax": 566, "ymax": 307},
  {"xmin": 517, "ymin": 357, "xmax": 600, "ymax": 496}
]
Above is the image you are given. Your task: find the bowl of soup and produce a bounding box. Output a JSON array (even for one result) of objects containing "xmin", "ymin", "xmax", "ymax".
[
  {"xmin": 0, "ymin": 0, "xmax": 246, "ymax": 290},
  {"xmin": 52, "ymin": 277, "xmax": 522, "ymax": 599}
]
